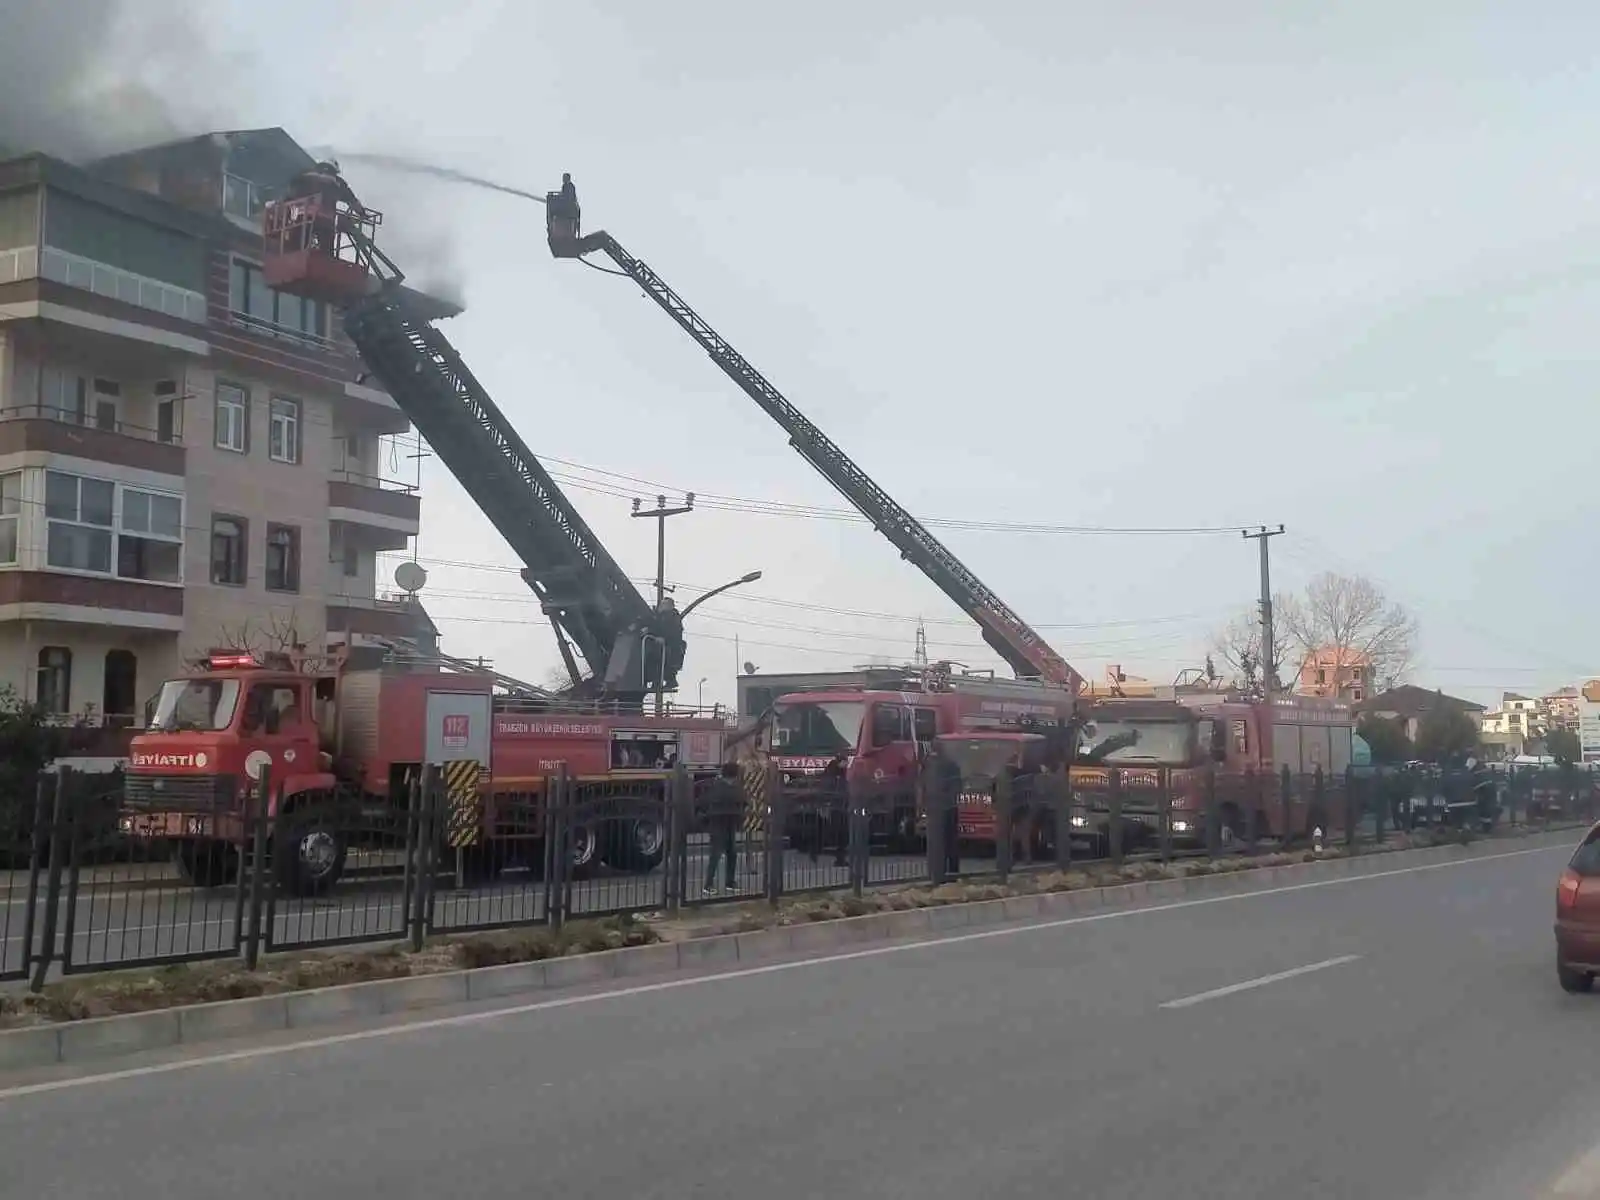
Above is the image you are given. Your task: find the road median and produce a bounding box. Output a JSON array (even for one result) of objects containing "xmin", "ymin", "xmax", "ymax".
[{"xmin": 0, "ymin": 823, "xmax": 1580, "ymax": 1073}]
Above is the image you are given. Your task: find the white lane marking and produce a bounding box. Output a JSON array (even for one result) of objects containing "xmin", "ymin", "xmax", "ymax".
[
  {"xmin": 1550, "ymin": 1142, "xmax": 1600, "ymax": 1196},
  {"xmin": 1160, "ymin": 954, "xmax": 1362, "ymax": 1010},
  {"xmin": 0, "ymin": 841, "xmax": 1566, "ymax": 1102}
]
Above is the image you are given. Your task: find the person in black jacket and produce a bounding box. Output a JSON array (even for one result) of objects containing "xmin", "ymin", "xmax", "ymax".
[{"xmin": 704, "ymin": 762, "xmax": 742, "ymax": 895}]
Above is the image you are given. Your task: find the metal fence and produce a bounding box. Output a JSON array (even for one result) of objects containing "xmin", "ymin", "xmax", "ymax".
[{"xmin": 0, "ymin": 761, "xmax": 1593, "ymax": 990}]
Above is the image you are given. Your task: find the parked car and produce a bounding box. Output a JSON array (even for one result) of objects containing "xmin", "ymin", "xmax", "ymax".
[{"xmin": 1554, "ymin": 821, "xmax": 1600, "ymax": 994}]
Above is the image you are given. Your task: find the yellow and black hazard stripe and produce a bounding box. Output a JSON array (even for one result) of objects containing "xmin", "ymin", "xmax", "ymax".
[
  {"xmin": 739, "ymin": 755, "xmax": 768, "ymax": 839},
  {"xmin": 441, "ymin": 759, "xmax": 484, "ymax": 848}
]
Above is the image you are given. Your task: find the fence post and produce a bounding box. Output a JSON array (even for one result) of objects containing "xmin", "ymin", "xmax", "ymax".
[
  {"xmin": 1373, "ymin": 770, "xmax": 1388, "ymax": 844},
  {"xmin": 1107, "ymin": 772, "xmax": 1124, "ymax": 869},
  {"xmin": 925, "ymin": 759, "xmax": 950, "ymax": 885},
  {"xmin": 1343, "ymin": 767, "xmax": 1356, "ymax": 850},
  {"xmin": 20, "ymin": 774, "xmax": 51, "ymax": 980},
  {"xmin": 995, "ymin": 772, "xmax": 1014, "ymax": 884},
  {"xmin": 46, "ymin": 769, "xmax": 79, "ymax": 988},
  {"xmin": 1157, "ymin": 770, "xmax": 1173, "ymax": 864},
  {"xmin": 26, "ymin": 771, "xmax": 68, "ymax": 992},
  {"xmin": 1311, "ymin": 765, "xmax": 1325, "ymax": 848},
  {"xmin": 1053, "ymin": 771, "xmax": 1073, "ymax": 871},
  {"xmin": 556, "ymin": 765, "xmax": 575, "ymax": 930},
  {"xmin": 1280, "ymin": 765, "xmax": 1293, "ymax": 844},
  {"xmin": 1204, "ymin": 767, "xmax": 1221, "ymax": 858},
  {"xmin": 411, "ymin": 763, "xmax": 439, "ymax": 938},
  {"xmin": 765, "ymin": 761, "xmax": 785, "ymax": 905},
  {"xmin": 1245, "ymin": 770, "xmax": 1261, "ymax": 852},
  {"xmin": 668, "ymin": 765, "xmax": 689, "ymax": 915},
  {"xmin": 848, "ymin": 787, "xmax": 868, "ymax": 898},
  {"xmin": 244, "ymin": 764, "xmax": 271, "ymax": 968}
]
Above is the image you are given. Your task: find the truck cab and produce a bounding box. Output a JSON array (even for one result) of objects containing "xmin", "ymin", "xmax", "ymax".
[{"xmin": 125, "ymin": 652, "xmax": 339, "ymax": 891}]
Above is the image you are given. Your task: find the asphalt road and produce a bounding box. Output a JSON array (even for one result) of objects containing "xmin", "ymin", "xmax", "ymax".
[{"xmin": 0, "ymin": 832, "xmax": 1596, "ymax": 1197}]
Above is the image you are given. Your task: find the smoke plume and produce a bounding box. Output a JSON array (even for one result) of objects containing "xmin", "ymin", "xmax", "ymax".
[{"xmin": 0, "ymin": 0, "xmax": 242, "ymax": 161}]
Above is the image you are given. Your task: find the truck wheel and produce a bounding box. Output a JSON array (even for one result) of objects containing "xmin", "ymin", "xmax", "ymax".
[
  {"xmin": 273, "ymin": 812, "xmax": 348, "ymax": 897},
  {"xmin": 175, "ymin": 841, "xmax": 239, "ymax": 888},
  {"xmin": 568, "ymin": 822, "xmax": 600, "ymax": 879},
  {"xmin": 603, "ymin": 818, "xmax": 665, "ymax": 873}
]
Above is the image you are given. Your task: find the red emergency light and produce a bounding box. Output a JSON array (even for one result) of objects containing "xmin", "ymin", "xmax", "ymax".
[{"xmin": 205, "ymin": 652, "xmax": 261, "ymax": 670}]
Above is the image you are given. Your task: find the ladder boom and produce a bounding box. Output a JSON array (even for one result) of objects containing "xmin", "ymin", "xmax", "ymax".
[{"xmin": 562, "ymin": 226, "xmax": 1083, "ymax": 693}]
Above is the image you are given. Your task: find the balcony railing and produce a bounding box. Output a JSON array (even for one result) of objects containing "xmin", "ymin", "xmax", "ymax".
[
  {"xmin": 0, "ymin": 404, "xmax": 180, "ymax": 446},
  {"xmin": 330, "ymin": 468, "xmax": 417, "ymax": 494}
]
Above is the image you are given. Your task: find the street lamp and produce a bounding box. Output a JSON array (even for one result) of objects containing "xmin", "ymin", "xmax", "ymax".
[
  {"xmin": 698, "ymin": 676, "xmax": 707, "ymax": 710},
  {"xmin": 679, "ymin": 569, "xmax": 763, "ymax": 620}
]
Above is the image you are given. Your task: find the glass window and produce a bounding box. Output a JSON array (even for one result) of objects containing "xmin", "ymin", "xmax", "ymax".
[
  {"xmin": 771, "ymin": 700, "xmax": 864, "ymax": 758},
  {"xmin": 211, "ymin": 515, "xmax": 247, "ymax": 585},
  {"xmin": 117, "ymin": 487, "xmax": 183, "ymax": 583},
  {"xmin": 45, "ymin": 472, "xmax": 114, "ymax": 573},
  {"xmin": 913, "ymin": 707, "xmax": 938, "ymax": 741},
  {"xmin": 36, "ymin": 647, "xmax": 71, "ymax": 715},
  {"xmin": 215, "ymin": 382, "xmax": 247, "ymax": 453},
  {"xmin": 269, "ymin": 396, "xmax": 300, "ymax": 464},
  {"xmin": 149, "ymin": 677, "xmax": 241, "ymax": 732},
  {"xmin": 266, "ymin": 523, "xmax": 300, "ymax": 592},
  {"xmin": 0, "ymin": 472, "xmax": 19, "ymax": 566},
  {"xmin": 1571, "ymin": 833, "xmax": 1600, "ymax": 878},
  {"xmin": 871, "ymin": 704, "xmax": 908, "ymax": 747}
]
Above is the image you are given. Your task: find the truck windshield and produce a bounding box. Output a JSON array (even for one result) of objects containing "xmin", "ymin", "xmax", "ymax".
[
  {"xmin": 1084, "ymin": 720, "xmax": 1192, "ymax": 765},
  {"xmin": 149, "ymin": 679, "xmax": 241, "ymax": 732},
  {"xmin": 771, "ymin": 701, "xmax": 864, "ymax": 758}
]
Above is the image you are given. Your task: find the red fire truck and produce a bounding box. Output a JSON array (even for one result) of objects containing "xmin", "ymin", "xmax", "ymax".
[
  {"xmin": 121, "ymin": 651, "xmax": 727, "ymax": 894},
  {"xmin": 755, "ymin": 666, "xmax": 1079, "ymax": 846},
  {"xmin": 951, "ymin": 692, "xmax": 1356, "ymax": 852}
]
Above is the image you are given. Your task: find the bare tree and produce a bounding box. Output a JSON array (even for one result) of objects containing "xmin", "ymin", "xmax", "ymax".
[
  {"xmin": 1210, "ymin": 604, "xmax": 1292, "ymax": 695},
  {"xmin": 1277, "ymin": 572, "xmax": 1417, "ymax": 691},
  {"xmin": 208, "ymin": 613, "xmax": 335, "ymax": 673},
  {"xmin": 543, "ymin": 664, "xmax": 577, "ymax": 692}
]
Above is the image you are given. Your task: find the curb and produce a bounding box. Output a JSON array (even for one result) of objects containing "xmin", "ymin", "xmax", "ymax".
[{"xmin": 0, "ymin": 832, "xmax": 1573, "ymax": 1073}]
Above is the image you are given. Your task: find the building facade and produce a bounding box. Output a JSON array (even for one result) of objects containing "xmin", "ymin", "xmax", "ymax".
[{"xmin": 0, "ymin": 129, "xmax": 438, "ymax": 724}]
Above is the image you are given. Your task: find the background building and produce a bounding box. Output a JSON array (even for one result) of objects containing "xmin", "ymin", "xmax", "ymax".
[{"xmin": 0, "ymin": 128, "xmax": 445, "ymax": 723}]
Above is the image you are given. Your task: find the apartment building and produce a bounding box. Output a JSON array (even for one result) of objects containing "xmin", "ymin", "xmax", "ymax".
[
  {"xmin": 0, "ymin": 128, "xmax": 442, "ymax": 723},
  {"xmin": 1295, "ymin": 646, "xmax": 1374, "ymax": 703}
]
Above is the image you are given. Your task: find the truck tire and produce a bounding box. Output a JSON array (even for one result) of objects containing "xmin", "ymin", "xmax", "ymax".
[
  {"xmin": 568, "ymin": 822, "xmax": 600, "ymax": 879},
  {"xmin": 175, "ymin": 840, "xmax": 239, "ymax": 889},
  {"xmin": 603, "ymin": 817, "xmax": 666, "ymax": 873},
  {"xmin": 273, "ymin": 809, "xmax": 348, "ymax": 897}
]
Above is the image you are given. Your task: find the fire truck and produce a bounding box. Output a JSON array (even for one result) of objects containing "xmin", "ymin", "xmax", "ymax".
[
  {"xmin": 948, "ymin": 692, "xmax": 1356, "ymax": 853},
  {"xmin": 123, "ymin": 649, "xmax": 726, "ymax": 895}
]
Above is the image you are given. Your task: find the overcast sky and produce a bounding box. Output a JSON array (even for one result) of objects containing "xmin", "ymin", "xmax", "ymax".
[{"xmin": 27, "ymin": 0, "xmax": 1600, "ymax": 706}]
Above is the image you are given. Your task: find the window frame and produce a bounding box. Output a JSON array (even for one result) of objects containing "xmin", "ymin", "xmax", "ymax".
[
  {"xmin": 210, "ymin": 514, "xmax": 248, "ymax": 587},
  {"xmin": 215, "ymin": 381, "xmax": 249, "ymax": 454},
  {"xmin": 0, "ymin": 471, "xmax": 20, "ymax": 567},
  {"xmin": 265, "ymin": 522, "xmax": 301, "ymax": 593},
  {"xmin": 41, "ymin": 469, "xmax": 184, "ymax": 585},
  {"xmin": 36, "ymin": 646, "xmax": 72, "ymax": 716},
  {"xmin": 268, "ymin": 395, "xmax": 301, "ymax": 465}
]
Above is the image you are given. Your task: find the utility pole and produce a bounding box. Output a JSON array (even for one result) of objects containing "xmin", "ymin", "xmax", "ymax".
[
  {"xmin": 632, "ymin": 492, "xmax": 694, "ymax": 715},
  {"xmin": 1241, "ymin": 525, "xmax": 1286, "ymax": 700}
]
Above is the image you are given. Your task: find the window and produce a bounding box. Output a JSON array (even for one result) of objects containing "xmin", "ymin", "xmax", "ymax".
[
  {"xmin": 45, "ymin": 470, "xmax": 114, "ymax": 573},
  {"xmin": 215, "ymin": 382, "xmax": 247, "ymax": 453},
  {"xmin": 36, "ymin": 647, "xmax": 71, "ymax": 715},
  {"xmin": 269, "ymin": 396, "xmax": 300, "ymax": 464},
  {"xmin": 871, "ymin": 704, "xmax": 909, "ymax": 748},
  {"xmin": 211, "ymin": 515, "xmax": 247, "ymax": 585},
  {"xmin": 342, "ymin": 541, "xmax": 360, "ymax": 578},
  {"xmin": 118, "ymin": 487, "xmax": 183, "ymax": 583},
  {"xmin": 155, "ymin": 381, "xmax": 181, "ymax": 445},
  {"xmin": 243, "ymin": 682, "xmax": 304, "ymax": 735},
  {"xmin": 265, "ymin": 524, "xmax": 300, "ymax": 592},
  {"xmin": 150, "ymin": 677, "xmax": 241, "ymax": 732},
  {"xmin": 0, "ymin": 472, "xmax": 19, "ymax": 566},
  {"xmin": 913, "ymin": 708, "xmax": 938, "ymax": 741},
  {"xmin": 229, "ymin": 259, "xmax": 328, "ymax": 338},
  {"xmin": 103, "ymin": 650, "xmax": 138, "ymax": 725},
  {"xmin": 39, "ymin": 368, "xmax": 86, "ymax": 423}
]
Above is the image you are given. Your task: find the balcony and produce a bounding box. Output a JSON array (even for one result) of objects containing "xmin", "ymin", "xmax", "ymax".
[
  {"xmin": 326, "ymin": 594, "xmax": 433, "ymax": 641},
  {"xmin": 0, "ymin": 570, "xmax": 183, "ymax": 630},
  {"xmin": 0, "ymin": 405, "xmax": 184, "ymax": 477},
  {"xmin": 327, "ymin": 470, "xmax": 420, "ymax": 539}
]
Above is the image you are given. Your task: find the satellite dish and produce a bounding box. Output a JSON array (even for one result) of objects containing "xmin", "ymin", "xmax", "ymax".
[{"xmin": 393, "ymin": 561, "xmax": 428, "ymax": 594}]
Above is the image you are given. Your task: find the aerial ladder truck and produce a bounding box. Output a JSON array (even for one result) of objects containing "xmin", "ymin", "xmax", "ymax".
[
  {"xmin": 544, "ymin": 184, "xmax": 1084, "ymax": 697},
  {"xmin": 257, "ymin": 163, "xmax": 684, "ymax": 709}
]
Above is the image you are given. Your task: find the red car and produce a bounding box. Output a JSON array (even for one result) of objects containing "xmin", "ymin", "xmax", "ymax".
[{"xmin": 1555, "ymin": 821, "xmax": 1600, "ymax": 993}]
